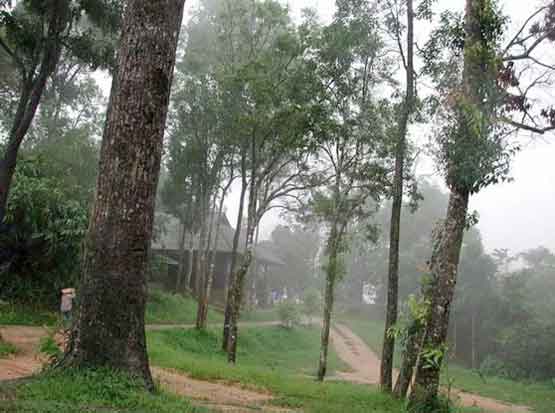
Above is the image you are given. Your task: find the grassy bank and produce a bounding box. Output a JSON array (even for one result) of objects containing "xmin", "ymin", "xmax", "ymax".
[
  {"xmin": 145, "ymin": 290, "xmax": 223, "ymax": 325},
  {"xmin": 0, "ymin": 369, "xmax": 205, "ymax": 413},
  {"xmin": 341, "ymin": 317, "xmax": 555, "ymax": 413},
  {"xmin": 147, "ymin": 324, "xmax": 408, "ymax": 413}
]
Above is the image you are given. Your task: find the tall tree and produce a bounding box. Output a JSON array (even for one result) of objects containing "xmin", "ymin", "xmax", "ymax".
[
  {"xmin": 308, "ymin": 1, "xmax": 393, "ymax": 380},
  {"xmin": 380, "ymin": 0, "xmax": 415, "ymax": 392},
  {"xmin": 62, "ymin": 0, "xmax": 185, "ymax": 389},
  {"xmin": 409, "ymin": 0, "xmax": 504, "ymax": 407}
]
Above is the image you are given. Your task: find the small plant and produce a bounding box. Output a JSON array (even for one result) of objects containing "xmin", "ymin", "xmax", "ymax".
[
  {"xmin": 278, "ymin": 301, "xmax": 300, "ymax": 328},
  {"xmin": 39, "ymin": 332, "xmax": 62, "ymax": 364},
  {"xmin": 0, "ymin": 338, "xmax": 17, "ymax": 358}
]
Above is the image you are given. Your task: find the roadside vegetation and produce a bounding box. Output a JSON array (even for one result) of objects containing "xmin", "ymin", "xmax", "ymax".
[
  {"xmin": 343, "ymin": 317, "xmax": 555, "ymax": 413},
  {"xmin": 0, "ymin": 369, "xmax": 205, "ymax": 413}
]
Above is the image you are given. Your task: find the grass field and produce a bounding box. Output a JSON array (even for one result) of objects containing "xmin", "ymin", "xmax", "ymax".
[
  {"xmin": 0, "ymin": 303, "xmax": 58, "ymax": 327},
  {"xmin": 145, "ymin": 290, "xmax": 223, "ymax": 325},
  {"xmin": 148, "ymin": 324, "xmax": 406, "ymax": 413},
  {"xmin": 341, "ymin": 317, "xmax": 555, "ymax": 413},
  {"xmin": 0, "ymin": 368, "xmax": 206, "ymax": 413}
]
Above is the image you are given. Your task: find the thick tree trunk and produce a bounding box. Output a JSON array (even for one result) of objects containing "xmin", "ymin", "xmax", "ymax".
[
  {"xmin": 317, "ymin": 224, "xmax": 339, "ymax": 381},
  {"xmin": 409, "ymin": 0, "xmax": 484, "ymax": 405},
  {"xmin": 381, "ymin": 0, "xmax": 414, "ymax": 392},
  {"xmin": 222, "ymin": 160, "xmax": 247, "ymax": 350},
  {"xmin": 409, "ymin": 188, "xmax": 470, "ymax": 407},
  {"xmin": 62, "ymin": 0, "xmax": 185, "ymax": 389},
  {"xmin": 0, "ymin": 1, "xmax": 67, "ymax": 223}
]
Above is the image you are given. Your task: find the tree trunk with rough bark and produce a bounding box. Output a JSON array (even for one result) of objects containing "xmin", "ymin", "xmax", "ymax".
[
  {"xmin": 394, "ymin": 225, "xmax": 442, "ymax": 400},
  {"xmin": 222, "ymin": 155, "xmax": 247, "ymax": 351},
  {"xmin": 61, "ymin": 0, "xmax": 185, "ymax": 389},
  {"xmin": 381, "ymin": 0, "xmax": 415, "ymax": 392},
  {"xmin": 0, "ymin": 1, "xmax": 67, "ymax": 223},
  {"xmin": 409, "ymin": 0, "xmax": 484, "ymax": 405},
  {"xmin": 317, "ymin": 223, "xmax": 340, "ymax": 381},
  {"xmin": 409, "ymin": 188, "xmax": 470, "ymax": 407},
  {"xmin": 226, "ymin": 219, "xmax": 256, "ymax": 363}
]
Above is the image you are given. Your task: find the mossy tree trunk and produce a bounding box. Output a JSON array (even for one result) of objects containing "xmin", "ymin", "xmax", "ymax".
[
  {"xmin": 409, "ymin": 188, "xmax": 470, "ymax": 406},
  {"xmin": 381, "ymin": 0, "xmax": 415, "ymax": 392},
  {"xmin": 62, "ymin": 0, "xmax": 185, "ymax": 389},
  {"xmin": 222, "ymin": 148, "xmax": 247, "ymax": 350}
]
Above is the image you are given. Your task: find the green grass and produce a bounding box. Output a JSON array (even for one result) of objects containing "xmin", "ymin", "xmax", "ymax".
[
  {"xmin": 147, "ymin": 325, "xmax": 411, "ymax": 413},
  {"xmin": 0, "ymin": 368, "xmax": 207, "ymax": 413},
  {"xmin": 145, "ymin": 290, "xmax": 223, "ymax": 325},
  {"xmin": 0, "ymin": 303, "xmax": 57, "ymax": 326},
  {"xmin": 342, "ymin": 317, "xmax": 555, "ymax": 413},
  {"xmin": 148, "ymin": 324, "xmax": 345, "ymax": 378},
  {"xmin": 0, "ymin": 338, "xmax": 17, "ymax": 358}
]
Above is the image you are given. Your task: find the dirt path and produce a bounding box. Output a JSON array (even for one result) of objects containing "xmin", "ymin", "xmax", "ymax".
[
  {"xmin": 329, "ymin": 323, "xmax": 531, "ymax": 413},
  {"xmin": 0, "ymin": 324, "xmax": 290, "ymax": 412}
]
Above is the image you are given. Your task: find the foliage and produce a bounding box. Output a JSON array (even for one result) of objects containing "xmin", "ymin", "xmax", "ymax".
[
  {"xmin": 277, "ymin": 300, "xmax": 301, "ymax": 328},
  {"xmin": 344, "ymin": 318, "xmax": 555, "ymax": 413},
  {"xmin": 0, "ymin": 156, "xmax": 88, "ymax": 305},
  {"xmin": 0, "ymin": 301, "xmax": 57, "ymax": 326},
  {"xmin": 0, "ymin": 368, "xmax": 202, "ymax": 413},
  {"xmin": 0, "ymin": 337, "xmax": 16, "ymax": 358}
]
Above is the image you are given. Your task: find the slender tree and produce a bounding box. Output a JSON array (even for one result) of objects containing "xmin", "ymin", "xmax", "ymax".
[
  {"xmin": 62, "ymin": 0, "xmax": 185, "ymax": 389},
  {"xmin": 380, "ymin": 0, "xmax": 415, "ymax": 392}
]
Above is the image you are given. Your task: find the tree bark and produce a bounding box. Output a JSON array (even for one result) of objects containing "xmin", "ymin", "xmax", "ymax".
[
  {"xmin": 409, "ymin": 0, "xmax": 484, "ymax": 405},
  {"xmin": 61, "ymin": 0, "xmax": 185, "ymax": 389},
  {"xmin": 393, "ymin": 319, "xmax": 425, "ymax": 399},
  {"xmin": 175, "ymin": 219, "xmax": 188, "ymax": 293},
  {"xmin": 409, "ymin": 188, "xmax": 470, "ymax": 407},
  {"xmin": 0, "ymin": 1, "xmax": 67, "ymax": 223},
  {"xmin": 197, "ymin": 177, "xmax": 231, "ymax": 329},
  {"xmin": 381, "ymin": 0, "xmax": 415, "ymax": 392},
  {"xmin": 222, "ymin": 151, "xmax": 247, "ymax": 350},
  {"xmin": 317, "ymin": 223, "xmax": 340, "ymax": 381},
  {"xmin": 196, "ymin": 194, "xmax": 215, "ymax": 329}
]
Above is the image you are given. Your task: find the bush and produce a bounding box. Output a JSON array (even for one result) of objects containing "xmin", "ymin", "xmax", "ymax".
[
  {"xmin": 278, "ymin": 301, "xmax": 301, "ymax": 328},
  {"xmin": 490, "ymin": 320, "xmax": 555, "ymax": 381},
  {"xmin": 0, "ymin": 157, "xmax": 88, "ymax": 307}
]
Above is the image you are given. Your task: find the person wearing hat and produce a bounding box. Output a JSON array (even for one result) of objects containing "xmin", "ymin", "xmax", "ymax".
[{"xmin": 60, "ymin": 288, "xmax": 76, "ymax": 328}]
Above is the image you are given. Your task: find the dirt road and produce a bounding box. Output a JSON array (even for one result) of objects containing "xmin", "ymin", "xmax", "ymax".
[
  {"xmin": 0, "ymin": 324, "xmax": 291, "ymax": 412},
  {"xmin": 0, "ymin": 323, "xmax": 533, "ymax": 412},
  {"xmin": 329, "ymin": 323, "xmax": 531, "ymax": 413}
]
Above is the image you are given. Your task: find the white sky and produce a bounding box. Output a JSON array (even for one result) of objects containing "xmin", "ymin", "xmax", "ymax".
[{"xmin": 96, "ymin": 0, "xmax": 555, "ymax": 254}]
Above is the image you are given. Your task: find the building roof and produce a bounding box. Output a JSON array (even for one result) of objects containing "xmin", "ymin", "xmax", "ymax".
[{"xmin": 152, "ymin": 212, "xmax": 284, "ymax": 266}]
